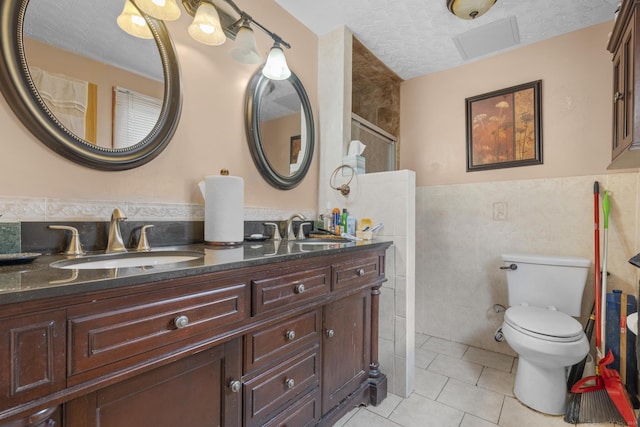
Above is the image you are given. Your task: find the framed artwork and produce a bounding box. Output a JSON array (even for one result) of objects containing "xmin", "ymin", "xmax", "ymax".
[
  {"xmin": 290, "ymin": 135, "xmax": 301, "ymax": 163},
  {"xmin": 465, "ymin": 80, "xmax": 542, "ymax": 171}
]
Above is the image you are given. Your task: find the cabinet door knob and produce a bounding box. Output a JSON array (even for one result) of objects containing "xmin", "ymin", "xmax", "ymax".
[
  {"xmin": 285, "ymin": 330, "xmax": 296, "ymax": 341},
  {"xmin": 356, "ymin": 268, "xmax": 365, "ymax": 276},
  {"xmin": 174, "ymin": 315, "xmax": 189, "ymax": 329},
  {"xmin": 294, "ymin": 283, "xmax": 305, "ymax": 294},
  {"xmin": 285, "ymin": 378, "xmax": 295, "ymax": 389},
  {"xmin": 229, "ymin": 380, "xmax": 241, "ymax": 393},
  {"xmin": 325, "ymin": 329, "xmax": 335, "ymax": 338}
]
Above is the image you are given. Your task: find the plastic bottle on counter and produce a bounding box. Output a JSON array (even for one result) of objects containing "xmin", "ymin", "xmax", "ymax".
[
  {"xmin": 323, "ymin": 203, "xmax": 333, "ymax": 231},
  {"xmin": 347, "ymin": 215, "xmax": 357, "ymax": 236},
  {"xmin": 340, "ymin": 209, "xmax": 348, "ymax": 235},
  {"xmin": 332, "ymin": 208, "xmax": 341, "ymax": 233}
]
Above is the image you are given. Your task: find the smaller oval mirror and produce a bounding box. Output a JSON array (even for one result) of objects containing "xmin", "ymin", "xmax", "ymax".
[{"xmin": 245, "ymin": 68, "xmax": 314, "ymax": 190}]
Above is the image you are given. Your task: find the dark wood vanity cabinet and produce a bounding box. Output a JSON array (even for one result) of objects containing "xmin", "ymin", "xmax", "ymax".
[
  {"xmin": 0, "ymin": 245, "xmax": 389, "ymax": 427},
  {"xmin": 608, "ymin": 0, "xmax": 640, "ymax": 168}
]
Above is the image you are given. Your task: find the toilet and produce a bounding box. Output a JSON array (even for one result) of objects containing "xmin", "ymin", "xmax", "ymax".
[{"xmin": 500, "ymin": 253, "xmax": 591, "ymax": 415}]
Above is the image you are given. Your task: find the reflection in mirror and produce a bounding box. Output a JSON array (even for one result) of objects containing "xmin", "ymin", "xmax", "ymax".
[
  {"xmin": 246, "ymin": 68, "xmax": 314, "ymax": 190},
  {"xmin": 23, "ymin": 0, "xmax": 163, "ymax": 149},
  {"xmin": 0, "ymin": 0, "xmax": 181, "ymax": 170},
  {"xmin": 258, "ymin": 79, "xmax": 307, "ymax": 177}
]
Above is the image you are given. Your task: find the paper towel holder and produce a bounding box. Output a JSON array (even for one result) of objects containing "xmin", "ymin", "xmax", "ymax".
[{"xmin": 330, "ymin": 165, "xmax": 355, "ymax": 196}]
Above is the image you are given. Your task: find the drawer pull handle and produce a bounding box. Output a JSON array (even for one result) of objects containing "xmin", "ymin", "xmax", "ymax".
[
  {"xmin": 356, "ymin": 268, "xmax": 365, "ymax": 276},
  {"xmin": 285, "ymin": 330, "xmax": 296, "ymax": 341},
  {"xmin": 285, "ymin": 378, "xmax": 295, "ymax": 389},
  {"xmin": 325, "ymin": 329, "xmax": 335, "ymax": 338},
  {"xmin": 229, "ymin": 380, "xmax": 241, "ymax": 393},
  {"xmin": 174, "ymin": 315, "xmax": 189, "ymax": 329},
  {"xmin": 294, "ymin": 283, "xmax": 305, "ymax": 294}
]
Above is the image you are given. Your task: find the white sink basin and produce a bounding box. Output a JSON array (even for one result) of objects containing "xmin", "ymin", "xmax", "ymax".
[
  {"xmin": 627, "ymin": 312, "xmax": 638, "ymax": 336},
  {"xmin": 50, "ymin": 251, "xmax": 204, "ymax": 270}
]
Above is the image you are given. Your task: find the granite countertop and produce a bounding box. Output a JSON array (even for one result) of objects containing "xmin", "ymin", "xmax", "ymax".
[{"xmin": 0, "ymin": 239, "xmax": 392, "ymax": 306}]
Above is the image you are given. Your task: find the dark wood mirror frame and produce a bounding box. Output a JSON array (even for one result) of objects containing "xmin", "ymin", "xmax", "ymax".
[
  {"xmin": 0, "ymin": 0, "xmax": 182, "ymax": 171},
  {"xmin": 245, "ymin": 67, "xmax": 315, "ymax": 190}
]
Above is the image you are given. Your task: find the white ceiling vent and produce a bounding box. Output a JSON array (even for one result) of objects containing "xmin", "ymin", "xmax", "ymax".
[{"xmin": 453, "ymin": 16, "xmax": 520, "ymax": 60}]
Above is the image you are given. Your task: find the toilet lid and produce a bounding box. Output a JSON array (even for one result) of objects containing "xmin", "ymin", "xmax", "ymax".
[{"xmin": 505, "ymin": 306, "xmax": 584, "ymax": 339}]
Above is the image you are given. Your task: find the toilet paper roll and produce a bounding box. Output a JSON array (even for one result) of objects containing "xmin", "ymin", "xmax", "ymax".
[{"xmin": 203, "ymin": 175, "xmax": 244, "ymax": 245}]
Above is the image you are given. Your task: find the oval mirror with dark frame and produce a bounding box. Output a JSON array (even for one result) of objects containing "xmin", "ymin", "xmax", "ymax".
[
  {"xmin": 0, "ymin": 0, "xmax": 182, "ymax": 171},
  {"xmin": 245, "ymin": 67, "xmax": 314, "ymax": 190}
]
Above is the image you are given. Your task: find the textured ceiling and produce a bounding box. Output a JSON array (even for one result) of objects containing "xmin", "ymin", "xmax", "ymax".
[{"xmin": 275, "ymin": 0, "xmax": 621, "ymax": 80}]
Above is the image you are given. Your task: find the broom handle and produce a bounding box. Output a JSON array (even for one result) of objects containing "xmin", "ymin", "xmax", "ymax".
[
  {"xmin": 594, "ymin": 182, "xmax": 602, "ymax": 356},
  {"xmin": 600, "ymin": 190, "xmax": 610, "ymax": 359}
]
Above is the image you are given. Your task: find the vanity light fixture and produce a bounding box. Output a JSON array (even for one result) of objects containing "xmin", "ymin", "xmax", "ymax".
[
  {"xmin": 229, "ymin": 19, "xmax": 260, "ymax": 64},
  {"xmin": 119, "ymin": 0, "xmax": 291, "ymax": 80},
  {"xmin": 447, "ymin": 0, "xmax": 497, "ymax": 20},
  {"xmin": 187, "ymin": 1, "xmax": 226, "ymax": 45},
  {"xmin": 117, "ymin": 0, "xmax": 154, "ymax": 39},
  {"xmin": 262, "ymin": 41, "xmax": 291, "ymax": 80},
  {"xmin": 134, "ymin": 0, "xmax": 182, "ymax": 21}
]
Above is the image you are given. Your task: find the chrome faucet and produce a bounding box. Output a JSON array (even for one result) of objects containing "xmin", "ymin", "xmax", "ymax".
[
  {"xmin": 285, "ymin": 213, "xmax": 307, "ymax": 240},
  {"xmin": 106, "ymin": 208, "xmax": 127, "ymax": 253}
]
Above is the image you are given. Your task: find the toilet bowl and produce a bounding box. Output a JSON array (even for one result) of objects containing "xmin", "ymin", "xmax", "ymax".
[
  {"xmin": 500, "ymin": 253, "xmax": 591, "ymax": 415},
  {"xmin": 502, "ymin": 305, "xmax": 589, "ymax": 414}
]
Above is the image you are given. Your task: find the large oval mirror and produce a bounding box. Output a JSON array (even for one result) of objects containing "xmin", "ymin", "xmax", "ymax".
[
  {"xmin": 0, "ymin": 0, "xmax": 182, "ymax": 170},
  {"xmin": 245, "ymin": 68, "xmax": 314, "ymax": 190}
]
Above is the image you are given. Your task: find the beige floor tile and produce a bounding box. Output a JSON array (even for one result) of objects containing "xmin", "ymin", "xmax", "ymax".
[
  {"xmin": 463, "ymin": 346, "xmax": 515, "ymax": 372},
  {"xmin": 334, "ymin": 406, "xmax": 362, "ymax": 427},
  {"xmin": 343, "ymin": 408, "xmax": 403, "ymax": 427},
  {"xmin": 477, "ymin": 366, "xmax": 515, "ymax": 396},
  {"xmin": 365, "ymin": 393, "xmax": 403, "ymax": 418},
  {"xmin": 415, "ymin": 333, "xmax": 430, "ymax": 348},
  {"xmin": 389, "ymin": 393, "xmax": 464, "ymax": 427},
  {"xmin": 421, "ymin": 336, "xmax": 468, "ymax": 358},
  {"xmin": 414, "ymin": 346, "xmax": 437, "ymax": 369},
  {"xmin": 461, "ymin": 413, "xmax": 500, "ymax": 427},
  {"xmin": 427, "ymin": 354, "xmax": 483, "ymax": 384},
  {"xmin": 437, "ymin": 378, "xmax": 504, "ymax": 423},
  {"xmin": 498, "ymin": 396, "xmax": 571, "ymax": 427},
  {"xmin": 413, "ymin": 368, "xmax": 448, "ymax": 399}
]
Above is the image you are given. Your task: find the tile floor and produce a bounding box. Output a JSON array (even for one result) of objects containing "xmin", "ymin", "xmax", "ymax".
[{"xmin": 335, "ymin": 333, "xmax": 623, "ymax": 427}]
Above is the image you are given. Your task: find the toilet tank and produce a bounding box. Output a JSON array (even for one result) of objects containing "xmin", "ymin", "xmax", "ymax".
[{"xmin": 502, "ymin": 253, "xmax": 591, "ymax": 316}]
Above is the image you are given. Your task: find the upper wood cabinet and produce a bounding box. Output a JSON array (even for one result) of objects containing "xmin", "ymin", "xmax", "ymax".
[{"xmin": 608, "ymin": 0, "xmax": 640, "ymax": 169}]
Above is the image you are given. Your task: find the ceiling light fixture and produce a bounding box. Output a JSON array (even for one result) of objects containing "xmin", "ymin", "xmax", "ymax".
[
  {"xmin": 447, "ymin": 0, "xmax": 497, "ymax": 20},
  {"xmin": 118, "ymin": 0, "xmax": 291, "ymax": 80},
  {"xmin": 117, "ymin": 0, "xmax": 153, "ymax": 39}
]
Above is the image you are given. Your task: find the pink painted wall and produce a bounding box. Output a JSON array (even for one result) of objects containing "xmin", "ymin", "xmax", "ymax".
[
  {"xmin": 400, "ymin": 22, "xmax": 623, "ymax": 186},
  {"xmin": 0, "ymin": 0, "xmax": 318, "ymax": 210}
]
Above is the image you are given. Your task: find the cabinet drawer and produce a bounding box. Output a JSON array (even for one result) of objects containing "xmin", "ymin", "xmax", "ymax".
[
  {"xmin": 252, "ymin": 266, "xmax": 330, "ymax": 315},
  {"xmin": 0, "ymin": 310, "xmax": 66, "ymax": 411},
  {"xmin": 243, "ymin": 345, "xmax": 320, "ymax": 426},
  {"xmin": 68, "ymin": 280, "xmax": 248, "ymax": 378},
  {"xmin": 332, "ymin": 255, "xmax": 380, "ymax": 291},
  {"xmin": 244, "ymin": 309, "xmax": 320, "ymax": 373},
  {"xmin": 261, "ymin": 387, "xmax": 320, "ymax": 427}
]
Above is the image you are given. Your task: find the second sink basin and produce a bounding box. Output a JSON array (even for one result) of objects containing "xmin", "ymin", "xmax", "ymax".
[{"xmin": 50, "ymin": 250, "xmax": 204, "ymax": 270}]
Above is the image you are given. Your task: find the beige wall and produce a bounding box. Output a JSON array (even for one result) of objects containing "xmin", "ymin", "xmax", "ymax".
[
  {"xmin": 401, "ymin": 22, "xmax": 623, "ymax": 185},
  {"xmin": 0, "ymin": 0, "xmax": 318, "ymax": 211}
]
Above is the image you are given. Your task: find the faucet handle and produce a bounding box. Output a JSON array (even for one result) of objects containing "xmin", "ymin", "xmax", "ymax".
[
  {"xmin": 263, "ymin": 222, "xmax": 282, "ymax": 241},
  {"xmin": 49, "ymin": 225, "xmax": 85, "ymax": 256},
  {"xmin": 136, "ymin": 225, "xmax": 154, "ymax": 252},
  {"xmin": 297, "ymin": 223, "xmax": 311, "ymax": 240}
]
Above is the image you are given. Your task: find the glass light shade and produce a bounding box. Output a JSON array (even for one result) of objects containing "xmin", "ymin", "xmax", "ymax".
[
  {"xmin": 447, "ymin": 0, "xmax": 496, "ymax": 19},
  {"xmin": 262, "ymin": 45, "xmax": 291, "ymax": 80},
  {"xmin": 134, "ymin": 0, "xmax": 181, "ymax": 21},
  {"xmin": 117, "ymin": 0, "xmax": 153, "ymax": 39},
  {"xmin": 188, "ymin": 2, "xmax": 226, "ymax": 46},
  {"xmin": 229, "ymin": 24, "xmax": 260, "ymax": 64}
]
